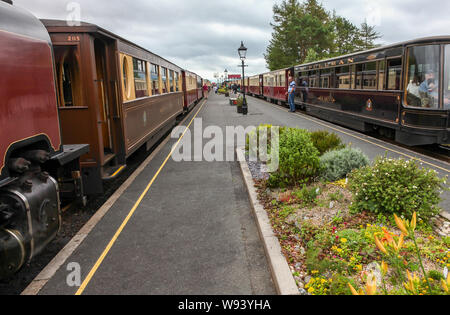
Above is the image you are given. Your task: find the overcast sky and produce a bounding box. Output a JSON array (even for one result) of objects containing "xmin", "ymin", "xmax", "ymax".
[{"xmin": 12, "ymin": 0, "xmax": 450, "ymax": 81}]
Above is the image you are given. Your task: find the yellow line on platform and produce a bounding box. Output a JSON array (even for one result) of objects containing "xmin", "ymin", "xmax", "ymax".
[
  {"xmin": 271, "ymin": 103, "xmax": 449, "ymax": 174},
  {"xmin": 110, "ymin": 165, "xmax": 125, "ymax": 178},
  {"xmin": 75, "ymin": 100, "xmax": 207, "ymax": 295}
]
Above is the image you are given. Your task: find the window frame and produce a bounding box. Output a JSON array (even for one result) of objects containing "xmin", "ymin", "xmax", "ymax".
[
  {"xmin": 150, "ymin": 63, "xmax": 160, "ymax": 95},
  {"xmin": 386, "ymin": 56, "xmax": 403, "ymax": 91},
  {"xmin": 132, "ymin": 57, "xmax": 149, "ymax": 99},
  {"xmin": 403, "ymin": 44, "xmax": 445, "ymax": 109}
]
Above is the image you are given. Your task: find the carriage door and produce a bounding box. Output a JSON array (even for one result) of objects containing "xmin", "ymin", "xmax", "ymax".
[
  {"xmin": 259, "ymin": 75, "xmax": 263, "ymax": 95},
  {"xmin": 94, "ymin": 39, "xmax": 114, "ymax": 160}
]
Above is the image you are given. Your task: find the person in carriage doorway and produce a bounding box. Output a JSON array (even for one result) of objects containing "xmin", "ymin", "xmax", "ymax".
[
  {"xmin": 300, "ymin": 78, "xmax": 309, "ymax": 104},
  {"xmin": 203, "ymin": 82, "xmax": 209, "ymax": 99},
  {"xmin": 287, "ymin": 75, "xmax": 296, "ymax": 112}
]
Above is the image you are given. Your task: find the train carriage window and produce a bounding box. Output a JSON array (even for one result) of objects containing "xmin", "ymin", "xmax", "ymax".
[
  {"xmin": 133, "ymin": 58, "xmax": 148, "ymax": 98},
  {"xmin": 320, "ymin": 68, "xmax": 331, "ymax": 88},
  {"xmin": 378, "ymin": 60, "xmax": 386, "ymax": 90},
  {"xmin": 161, "ymin": 67, "xmax": 168, "ymax": 93},
  {"xmin": 175, "ymin": 72, "xmax": 180, "ymax": 92},
  {"xmin": 387, "ymin": 58, "xmax": 402, "ymax": 91},
  {"xmin": 55, "ymin": 46, "xmax": 83, "ymax": 107},
  {"xmin": 169, "ymin": 70, "xmax": 174, "ymax": 92},
  {"xmin": 406, "ymin": 46, "xmax": 440, "ymax": 108},
  {"xmin": 362, "ymin": 62, "xmax": 377, "ymax": 90},
  {"xmin": 444, "ymin": 45, "xmax": 450, "ymax": 109},
  {"xmin": 122, "ymin": 60, "xmax": 127, "ymax": 96},
  {"xmin": 350, "ymin": 65, "xmax": 356, "ymax": 89},
  {"xmin": 335, "ymin": 66, "xmax": 349, "ymax": 89},
  {"xmin": 150, "ymin": 64, "xmax": 160, "ymax": 95},
  {"xmin": 309, "ymin": 70, "xmax": 319, "ymax": 88},
  {"xmin": 355, "ymin": 64, "xmax": 363, "ymax": 89}
]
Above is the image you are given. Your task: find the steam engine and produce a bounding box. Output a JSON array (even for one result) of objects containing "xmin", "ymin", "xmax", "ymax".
[{"xmin": 0, "ymin": 1, "xmax": 88, "ymax": 279}]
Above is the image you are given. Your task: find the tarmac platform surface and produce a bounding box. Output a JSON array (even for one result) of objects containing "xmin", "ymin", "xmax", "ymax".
[{"xmin": 27, "ymin": 92, "xmax": 449, "ymax": 295}]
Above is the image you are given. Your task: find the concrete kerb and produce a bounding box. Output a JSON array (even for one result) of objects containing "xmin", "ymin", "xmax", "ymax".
[{"xmin": 236, "ymin": 147, "xmax": 300, "ymax": 296}]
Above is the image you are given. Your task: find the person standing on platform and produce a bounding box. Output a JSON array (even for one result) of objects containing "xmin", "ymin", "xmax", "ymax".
[
  {"xmin": 203, "ymin": 83, "xmax": 209, "ymax": 99},
  {"xmin": 287, "ymin": 76, "xmax": 296, "ymax": 112}
]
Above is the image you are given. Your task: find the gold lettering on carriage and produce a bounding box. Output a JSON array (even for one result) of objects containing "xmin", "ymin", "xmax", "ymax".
[{"xmin": 318, "ymin": 95, "xmax": 336, "ymax": 103}]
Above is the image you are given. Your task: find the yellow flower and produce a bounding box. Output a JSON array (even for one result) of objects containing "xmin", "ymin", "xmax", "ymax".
[
  {"xmin": 365, "ymin": 273, "xmax": 377, "ymax": 295},
  {"xmin": 341, "ymin": 238, "xmax": 348, "ymax": 244},
  {"xmin": 348, "ymin": 283, "xmax": 360, "ymax": 296},
  {"xmin": 394, "ymin": 214, "xmax": 409, "ymax": 235},
  {"xmin": 442, "ymin": 280, "xmax": 449, "ymax": 293},
  {"xmin": 374, "ymin": 235, "xmax": 388, "ymax": 255},
  {"xmin": 381, "ymin": 261, "xmax": 388, "ymax": 276},
  {"xmin": 411, "ymin": 212, "xmax": 417, "ymax": 231}
]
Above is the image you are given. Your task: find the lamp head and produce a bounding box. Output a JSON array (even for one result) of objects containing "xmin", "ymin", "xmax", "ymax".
[{"xmin": 238, "ymin": 41, "xmax": 247, "ymax": 60}]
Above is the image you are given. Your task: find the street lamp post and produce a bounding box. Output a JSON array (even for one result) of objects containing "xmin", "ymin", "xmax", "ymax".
[
  {"xmin": 238, "ymin": 41, "xmax": 248, "ymax": 115},
  {"xmin": 224, "ymin": 69, "xmax": 228, "ymax": 87}
]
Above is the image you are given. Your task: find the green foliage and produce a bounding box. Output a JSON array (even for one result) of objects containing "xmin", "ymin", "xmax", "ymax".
[
  {"xmin": 357, "ymin": 19, "xmax": 382, "ymax": 50},
  {"xmin": 428, "ymin": 270, "xmax": 444, "ymax": 281},
  {"xmin": 246, "ymin": 124, "xmax": 286, "ymax": 154},
  {"xmin": 329, "ymin": 274, "xmax": 357, "ymax": 295},
  {"xmin": 310, "ymin": 130, "xmax": 345, "ymax": 156},
  {"xmin": 278, "ymin": 205, "xmax": 296, "ymax": 219},
  {"xmin": 236, "ymin": 96, "xmax": 243, "ymax": 107},
  {"xmin": 328, "ymin": 191, "xmax": 344, "ymax": 202},
  {"xmin": 348, "ymin": 157, "xmax": 447, "ymax": 220},
  {"xmin": 268, "ymin": 128, "xmax": 320, "ymax": 187},
  {"xmin": 293, "ymin": 184, "xmax": 321, "ymax": 206},
  {"xmin": 265, "ymin": 0, "xmax": 383, "ymax": 70},
  {"xmin": 320, "ymin": 147, "xmax": 369, "ymax": 182}
]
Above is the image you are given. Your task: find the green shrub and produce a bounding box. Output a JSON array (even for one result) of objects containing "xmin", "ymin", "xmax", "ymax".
[
  {"xmin": 348, "ymin": 157, "xmax": 447, "ymax": 220},
  {"xmin": 310, "ymin": 130, "xmax": 345, "ymax": 156},
  {"xmin": 329, "ymin": 275, "xmax": 357, "ymax": 295},
  {"xmin": 320, "ymin": 147, "xmax": 369, "ymax": 182},
  {"xmin": 268, "ymin": 128, "xmax": 320, "ymax": 187},
  {"xmin": 245, "ymin": 124, "xmax": 286, "ymax": 154},
  {"xmin": 293, "ymin": 184, "xmax": 321, "ymax": 206},
  {"xmin": 236, "ymin": 96, "xmax": 243, "ymax": 107}
]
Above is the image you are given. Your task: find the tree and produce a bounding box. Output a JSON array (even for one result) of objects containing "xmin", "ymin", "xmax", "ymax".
[
  {"xmin": 265, "ymin": 0, "xmax": 334, "ymax": 70},
  {"xmin": 357, "ymin": 19, "xmax": 382, "ymax": 51},
  {"xmin": 330, "ymin": 13, "xmax": 361, "ymax": 56},
  {"xmin": 264, "ymin": 0, "xmax": 303, "ymax": 70},
  {"xmin": 265, "ymin": 1, "xmax": 383, "ymax": 70}
]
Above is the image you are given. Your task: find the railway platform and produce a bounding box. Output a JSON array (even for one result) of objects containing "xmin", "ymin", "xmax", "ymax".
[{"xmin": 23, "ymin": 92, "xmax": 449, "ymax": 295}]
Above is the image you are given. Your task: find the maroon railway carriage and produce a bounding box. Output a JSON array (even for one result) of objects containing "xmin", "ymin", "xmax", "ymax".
[
  {"xmin": 182, "ymin": 70, "xmax": 201, "ymax": 111},
  {"xmin": 248, "ymin": 75, "xmax": 262, "ymax": 97},
  {"xmin": 0, "ymin": 1, "xmax": 88, "ymax": 279},
  {"xmin": 196, "ymin": 75, "xmax": 204, "ymax": 101},
  {"xmin": 42, "ymin": 20, "xmax": 187, "ymax": 194},
  {"xmin": 293, "ymin": 37, "xmax": 450, "ymax": 145},
  {"xmin": 261, "ymin": 68, "xmax": 290, "ymax": 105}
]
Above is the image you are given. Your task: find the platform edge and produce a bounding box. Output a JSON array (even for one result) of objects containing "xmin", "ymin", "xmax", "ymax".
[{"xmin": 237, "ymin": 147, "xmax": 300, "ymax": 296}]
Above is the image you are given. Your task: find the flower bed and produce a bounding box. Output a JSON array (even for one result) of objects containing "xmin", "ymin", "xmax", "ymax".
[{"xmin": 248, "ymin": 126, "xmax": 449, "ymax": 295}]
